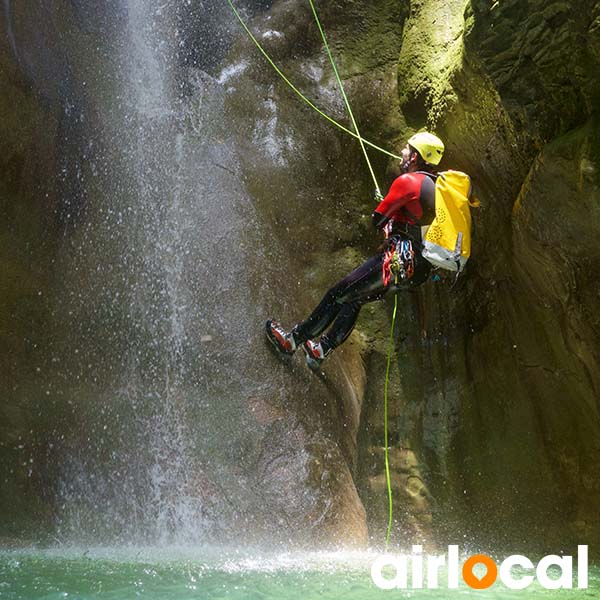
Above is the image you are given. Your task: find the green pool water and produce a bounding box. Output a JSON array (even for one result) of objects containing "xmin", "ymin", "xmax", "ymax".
[{"xmin": 0, "ymin": 547, "xmax": 598, "ymax": 599}]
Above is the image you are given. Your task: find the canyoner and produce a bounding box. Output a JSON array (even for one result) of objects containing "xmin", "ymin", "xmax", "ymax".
[
  {"xmin": 251, "ymin": 3, "xmax": 479, "ymax": 369},
  {"xmin": 266, "ymin": 131, "xmax": 452, "ymax": 369}
]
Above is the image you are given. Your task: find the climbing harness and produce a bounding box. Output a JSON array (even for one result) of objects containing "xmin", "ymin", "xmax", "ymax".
[
  {"xmin": 227, "ymin": 0, "xmax": 399, "ymax": 547},
  {"xmin": 382, "ymin": 239, "xmax": 415, "ymax": 287}
]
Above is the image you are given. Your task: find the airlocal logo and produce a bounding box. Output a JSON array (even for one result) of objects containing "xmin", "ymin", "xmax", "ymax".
[{"xmin": 371, "ymin": 545, "xmax": 589, "ymax": 590}]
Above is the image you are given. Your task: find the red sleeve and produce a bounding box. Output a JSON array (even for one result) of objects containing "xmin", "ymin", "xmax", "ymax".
[{"xmin": 374, "ymin": 173, "xmax": 423, "ymax": 223}]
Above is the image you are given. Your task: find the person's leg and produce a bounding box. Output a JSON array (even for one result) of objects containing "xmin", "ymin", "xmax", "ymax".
[
  {"xmin": 292, "ymin": 254, "xmax": 383, "ymax": 345},
  {"xmin": 302, "ymin": 255, "xmax": 388, "ymax": 365},
  {"xmin": 267, "ymin": 254, "xmax": 384, "ymax": 357},
  {"xmin": 268, "ymin": 243, "xmax": 430, "ymax": 361},
  {"xmin": 307, "ymin": 243, "xmax": 432, "ymax": 361},
  {"xmin": 318, "ymin": 301, "xmax": 361, "ymax": 351}
]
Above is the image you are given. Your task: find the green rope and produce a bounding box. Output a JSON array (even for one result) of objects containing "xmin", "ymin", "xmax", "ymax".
[
  {"xmin": 383, "ymin": 278, "xmax": 398, "ymax": 547},
  {"xmin": 227, "ymin": 0, "xmax": 398, "ymax": 547},
  {"xmin": 225, "ymin": 0, "xmax": 402, "ymax": 161},
  {"xmin": 309, "ymin": 0, "xmax": 396, "ymax": 549},
  {"xmin": 307, "ymin": 0, "xmax": 380, "ymax": 194}
]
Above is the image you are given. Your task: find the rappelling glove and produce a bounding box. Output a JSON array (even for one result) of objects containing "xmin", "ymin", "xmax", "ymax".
[
  {"xmin": 374, "ymin": 189, "xmax": 384, "ymax": 203},
  {"xmin": 371, "ymin": 210, "xmax": 388, "ymax": 230}
]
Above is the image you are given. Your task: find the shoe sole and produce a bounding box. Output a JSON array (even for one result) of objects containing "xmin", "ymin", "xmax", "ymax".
[
  {"xmin": 302, "ymin": 345, "xmax": 323, "ymax": 371},
  {"xmin": 265, "ymin": 320, "xmax": 294, "ymax": 361}
]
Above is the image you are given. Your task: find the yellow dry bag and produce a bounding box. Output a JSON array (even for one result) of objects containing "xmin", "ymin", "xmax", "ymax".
[{"xmin": 422, "ymin": 170, "xmax": 479, "ymax": 272}]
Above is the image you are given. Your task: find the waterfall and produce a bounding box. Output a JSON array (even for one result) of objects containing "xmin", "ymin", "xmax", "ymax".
[
  {"xmin": 47, "ymin": 0, "xmax": 275, "ymax": 545},
  {"xmin": 0, "ymin": 0, "xmax": 365, "ymax": 550}
]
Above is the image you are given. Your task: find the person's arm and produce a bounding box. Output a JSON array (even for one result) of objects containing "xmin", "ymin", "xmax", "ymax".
[
  {"xmin": 371, "ymin": 175, "xmax": 412, "ymax": 230},
  {"xmin": 371, "ymin": 210, "xmax": 390, "ymax": 230}
]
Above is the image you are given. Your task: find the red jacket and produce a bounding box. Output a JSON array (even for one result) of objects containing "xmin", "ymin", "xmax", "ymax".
[{"xmin": 372, "ymin": 172, "xmax": 435, "ymax": 228}]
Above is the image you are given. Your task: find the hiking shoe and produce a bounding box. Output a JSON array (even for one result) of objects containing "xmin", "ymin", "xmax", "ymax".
[
  {"xmin": 302, "ymin": 339, "xmax": 331, "ymax": 370},
  {"xmin": 265, "ymin": 320, "xmax": 297, "ymax": 356}
]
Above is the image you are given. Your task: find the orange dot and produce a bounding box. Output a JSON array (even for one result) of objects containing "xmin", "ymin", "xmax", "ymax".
[{"xmin": 462, "ymin": 554, "xmax": 498, "ymax": 589}]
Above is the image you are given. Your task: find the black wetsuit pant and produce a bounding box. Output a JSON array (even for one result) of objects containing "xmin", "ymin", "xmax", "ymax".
[{"xmin": 293, "ymin": 243, "xmax": 431, "ymax": 352}]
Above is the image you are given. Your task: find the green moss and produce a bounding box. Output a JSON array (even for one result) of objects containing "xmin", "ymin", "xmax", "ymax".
[
  {"xmin": 397, "ymin": 0, "xmax": 469, "ymax": 129},
  {"xmin": 305, "ymin": 0, "xmax": 410, "ymax": 77}
]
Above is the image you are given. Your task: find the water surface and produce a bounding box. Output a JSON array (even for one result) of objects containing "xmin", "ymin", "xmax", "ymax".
[{"xmin": 1, "ymin": 547, "xmax": 597, "ymax": 599}]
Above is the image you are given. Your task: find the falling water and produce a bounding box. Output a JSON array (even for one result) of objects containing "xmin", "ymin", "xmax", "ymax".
[{"xmin": 42, "ymin": 0, "xmax": 281, "ymax": 545}]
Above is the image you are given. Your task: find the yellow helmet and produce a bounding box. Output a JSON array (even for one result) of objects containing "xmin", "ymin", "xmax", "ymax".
[{"xmin": 407, "ymin": 131, "xmax": 445, "ymax": 165}]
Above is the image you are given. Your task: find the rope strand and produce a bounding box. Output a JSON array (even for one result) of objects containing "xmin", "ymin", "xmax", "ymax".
[
  {"xmin": 227, "ymin": 0, "xmax": 399, "ymax": 547},
  {"xmin": 383, "ymin": 277, "xmax": 398, "ymax": 547},
  {"xmin": 225, "ymin": 0, "xmax": 402, "ymax": 161},
  {"xmin": 307, "ymin": 0, "xmax": 380, "ymax": 194}
]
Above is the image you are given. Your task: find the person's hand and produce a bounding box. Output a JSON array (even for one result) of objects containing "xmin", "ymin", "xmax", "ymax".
[
  {"xmin": 374, "ymin": 189, "xmax": 383, "ymax": 203},
  {"xmin": 377, "ymin": 234, "xmax": 395, "ymax": 253},
  {"xmin": 383, "ymin": 220, "xmax": 393, "ymax": 239}
]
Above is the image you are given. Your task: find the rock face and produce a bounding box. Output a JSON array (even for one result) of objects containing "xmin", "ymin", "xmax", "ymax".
[
  {"xmin": 0, "ymin": 6, "xmax": 61, "ymax": 538},
  {"xmin": 0, "ymin": 0, "xmax": 370, "ymax": 547},
  {"xmin": 383, "ymin": 0, "xmax": 600, "ymax": 550},
  {"xmin": 225, "ymin": 0, "xmax": 600, "ymax": 551},
  {"xmin": 1, "ymin": 0, "xmax": 599, "ymax": 552}
]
